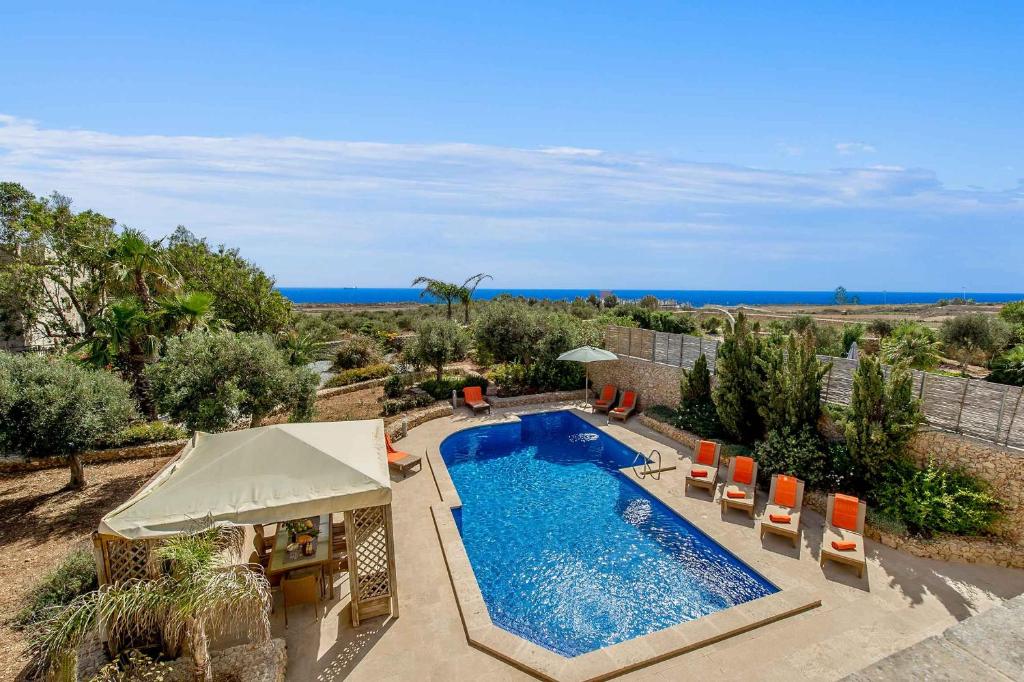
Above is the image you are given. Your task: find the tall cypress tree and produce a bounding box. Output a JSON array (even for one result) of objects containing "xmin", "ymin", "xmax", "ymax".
[
  {"xmin": 845, "ymin": 355, "xmax": 921, "ymax": 479},
  {"xmin": 713, "ymin": 313, "xmax": 765, "ymax": 443},
  {"xmin": 758, "ymin": 332, "xmax": 830, "ymax": 434}
]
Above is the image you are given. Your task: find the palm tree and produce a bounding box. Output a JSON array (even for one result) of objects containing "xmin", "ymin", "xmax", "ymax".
[
  {"xmin": 411, "ymin": 276, "xmax": 463, "ymax": 320},
  {"xmin": 278, "ymin": 329, "xmax": 318, "ymax": 366},
  {"xmin": 158, "ymin": 291, "xmax": 223, "ymax": 334},
  {"xmin": 110, "ymin": 228, "xmax": 181, "ymax": 310},
  {"xmin": 30, "ymin": 526, "xmax": 271, "ymax": 682},
  {"xmin": 458, "ymin": 273, "xmax": 492, "ymax": 324},
  {"xmin": 881, "ymin": 322, "xmax": 943, "ymax": 370},
  {"xmin": 76, "ymin": 297, "xmax": 160, "ymax": 418}
]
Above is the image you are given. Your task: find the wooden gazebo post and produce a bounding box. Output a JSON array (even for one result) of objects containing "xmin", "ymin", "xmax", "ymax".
[{"xmin": 344, "ymin": 503, "xmax": 399, "ymax": 626}]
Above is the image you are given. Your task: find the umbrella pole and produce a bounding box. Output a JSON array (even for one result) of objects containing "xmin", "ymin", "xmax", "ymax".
[{"xmin": 585, "ymin": 364, "xmax": 589, "ymax": 408}]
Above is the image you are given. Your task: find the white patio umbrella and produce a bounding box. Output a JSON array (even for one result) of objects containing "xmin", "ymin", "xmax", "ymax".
[{"xmin": 557, "ymin": 345, "xmax": 618, "ymax": 405}]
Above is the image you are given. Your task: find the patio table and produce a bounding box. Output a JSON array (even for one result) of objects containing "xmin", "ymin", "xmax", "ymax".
[{"xmin": 267, "ymin": 514, "xmax": 334, "ymax": 598}]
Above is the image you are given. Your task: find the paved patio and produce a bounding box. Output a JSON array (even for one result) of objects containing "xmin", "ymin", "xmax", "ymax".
[{"xmin": 270, "ymin": 404, "xmax": 1024, "ymax": 681}]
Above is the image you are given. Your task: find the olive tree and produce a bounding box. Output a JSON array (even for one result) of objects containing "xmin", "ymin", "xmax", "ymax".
[
  {"xmin": 409, "ymin": 318, "xmax": 469, "ymax": 381},
  {"xmin": 147, "ymin": 331, "xmax": 317, "ymax": 432},
  {"xmin": 0, "ymin": 352, "xmax": 137, "ymax": 488}
]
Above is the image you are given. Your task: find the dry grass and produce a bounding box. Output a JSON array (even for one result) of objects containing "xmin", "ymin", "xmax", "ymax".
[{"xmin": 0, "ymin": 456, "xmax": 172, "ymax": 681}]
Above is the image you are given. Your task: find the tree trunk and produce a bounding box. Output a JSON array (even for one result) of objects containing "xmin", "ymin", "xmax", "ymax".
[
  {"xmin": 463, "ymin": 303, "xmax": 470, "ymax": 324},
  {"xmin": 135, "ymin": 271, "xmax": 153, "ymax": 311},
  {"xmin": 435, "ymin": 363, "xmax": 443, "ymax": 381},
  {"xmin": 127, "ymin": 342, "xmax": 157, "ymax": 419},
  {"xmin": 68, "ymin": 452, "xmax": 86, "ymax": 489},
  {"xmin": 187, "ymin": 619, "xmax": 213, "ymax": 682},
  {"xmin": 445, "ymin": 300, "xmax": 453, "ymax": 319}
]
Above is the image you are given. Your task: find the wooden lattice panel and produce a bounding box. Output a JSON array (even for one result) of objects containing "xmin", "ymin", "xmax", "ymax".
[
  {"xmin": 351, "ymin": 506, "xmax": 391, "ymax": 601},
  {"xmin": 103, "ymin": 537, "xmax": 158, "ymax": 584}
]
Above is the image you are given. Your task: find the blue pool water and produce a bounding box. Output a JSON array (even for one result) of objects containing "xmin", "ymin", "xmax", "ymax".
[{"xmin": 440, "ymin": 411, "xmax": 777, "ymax": 657}]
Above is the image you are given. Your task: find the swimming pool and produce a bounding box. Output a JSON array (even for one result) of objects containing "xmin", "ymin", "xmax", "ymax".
[{"xmin": 439, "ymin": 410, "xmax": 778, "ymax": 657}]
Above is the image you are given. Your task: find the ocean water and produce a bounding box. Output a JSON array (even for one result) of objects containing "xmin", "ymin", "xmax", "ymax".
[
  {"xmin": 440, "ymin": 411, "xmax": 777, "ymax": 657},
  {"xmin": 279, "ymin": 287, "xmax": 1023, "ymax": 306}
]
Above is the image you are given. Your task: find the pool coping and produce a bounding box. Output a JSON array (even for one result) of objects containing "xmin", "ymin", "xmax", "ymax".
[{"xmin": 427, "ymin": 407, "xmax": 821, "ymax": 682}]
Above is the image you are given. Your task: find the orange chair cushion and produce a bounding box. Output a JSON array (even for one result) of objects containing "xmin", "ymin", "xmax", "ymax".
[
  {"xmin": 727, "ymin": 490, "xmax": 746, "ymax": 499},
  {"xmin": 733, "ymin": 456, "xmax": 754, "ymax": 485},
  {"xmin": 831, "ymin": 540, "xmax": 857, "ymax": 552},
  {"xmin": 690, "ymin": 469, "xmax": 708, "ymax": 478},
  {"xmin": 832, "ymin": 494, "xmax": 861, "ymax": 532},
  {"xmin": 620, "ymin": 391, "xmax": 636, "ymax": 408},
  {"xmin": 384, "ymin": 433, "xmax": 397, "ymax": 454},
  {"xmin": 696, "ymin": 441, "xmax": 717, "ymax": 466},
  {"xmin": 769, "ymin": 513, "xmax": 791, "ymax": 524},
  {"xmin": 387, "ymin": 449, "xmax": 410, "ymax": 464},
  {"xmin": 612, "ymin": 406, "xmax": 630, "ymax": 413},
  {"xmin": 463, "ymin": 386, "xmax": 484, "ymax": 403},
  {"xmin": 598, "ymin": 385, "xmax": 615, "ymax": 402},
  {"xmin": 775, "ymin": 475, "xmax": 798, "ymax": 508}
]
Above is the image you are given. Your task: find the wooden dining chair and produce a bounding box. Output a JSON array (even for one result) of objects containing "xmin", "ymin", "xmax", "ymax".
[{"xmin": 281, "ymin": 571, "xmax": 320, "ymax": 626}]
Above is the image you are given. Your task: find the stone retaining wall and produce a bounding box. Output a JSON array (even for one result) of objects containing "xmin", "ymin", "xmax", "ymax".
[
  {"xmin": 386, "ymin": 403, "xmax": 454, "ymax": 440},
  {"xmin": 589, "ymin": 355, "xmax": 681, "ymax": 409},
  {"xmin": 159, "ymin": 639, "xmax": 286, "ymax": 682},
  {"xmin": 638, "ymin": 413, "xmax": 701, "ymax": 452},
  {"xmin": 487, "ymin": 388, "xmax": 593, "ymax": 408},
  {"xmin": 0, "ymin": 439, "xmax": 186, "ymax": 475}
]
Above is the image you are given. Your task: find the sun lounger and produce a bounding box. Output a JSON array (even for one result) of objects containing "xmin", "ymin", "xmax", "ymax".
[
  {"xmin": 684, "ymin": 440, "xmax": 721, "ymax": 497},
  {"xmin": 820, "ymin": 493, "xmax": 868, "ymax": 578},
  {"xmin": 385, "ymin": 433, "xmax": 422, "ymax": 478},
  {"xmin": 721, "ymin": 455, "xmax": 758, "ymax": 518},
  {"xmin": 593, "ymin": 384, "xmax": 618, "ymax": 413},
  {"xmin": 463, "ymin": 385, "xmax": 491, "ymax": 414},
  {"xmin": 608, "ymin": 390, "xmax": 637, "ymax": 421},
  {"xmin": 760, "ymin": 474, "xmax": 805, "ymax": 547}
]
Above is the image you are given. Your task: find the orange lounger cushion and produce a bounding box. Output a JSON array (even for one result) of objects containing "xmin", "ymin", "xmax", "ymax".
[
  {"xmin": 690, "ymin": 469, "xmax": 708, "ymax": 478},
  {"xmin": 832, "ymin": 493, "xmax": 861, "ymax": 532},
  {"xmin": 727, "ymin": 490, "xmax": 746, "ymax": 499},
  {"xmin": 463, "ymin": 386, "xmax": 485, "ymax": 403},
  {"xmin": 733, "ymin": 456, "xmax": 754, "ymax": 485},
  {"xmin": 769, "ymin": 513, "xmax": 791, "ymax": 524},
  {"xmin": 696, "ymin": 441, "xmax": 717, "ymax": 466},
  {"xmin": 612, "ymin": 406, "xmax": 629, "ymax": 413},
  {"xmin": 775, "ymin": 475, "xmax": 798, "ymax": 507},
  {"xmin": 598, "ymin": 385, "xmax": 616, "ymax": 402},
  {"xmin": 831, "ymin": 540, "xmax": 857, "ymax": 552}
]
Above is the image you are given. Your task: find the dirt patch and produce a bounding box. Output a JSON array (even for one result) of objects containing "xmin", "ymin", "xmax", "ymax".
[
  {"xmin": 265, "ymin": 385, "xmax": 387, "ymax": 425},
  {"xmin": 0, "ymin": 457, "xmax": 172, "ymax": 681}
]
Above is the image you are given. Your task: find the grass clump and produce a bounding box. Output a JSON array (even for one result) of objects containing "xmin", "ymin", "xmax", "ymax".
[
  {"xmin": 14, "ymin": 549, "xmax": 98, "ymax": 629},
  {"xmin": 323, "ymin": 363, "xmax": 392, "ymax": 388}
]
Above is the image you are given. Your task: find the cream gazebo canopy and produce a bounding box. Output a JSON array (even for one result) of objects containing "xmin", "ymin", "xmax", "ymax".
[{"xmin": 100, "ymin": 420, "xmax": 391, "ymax": 539}]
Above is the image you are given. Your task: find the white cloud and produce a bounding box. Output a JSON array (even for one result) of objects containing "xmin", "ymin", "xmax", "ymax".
[
  {"xmin": 0, "ymin": 115, "xmax": 1020, "ymax": 289},
  {"xmin": 835, "ymin": 141, "xmax": 878, "ymax": 155}
]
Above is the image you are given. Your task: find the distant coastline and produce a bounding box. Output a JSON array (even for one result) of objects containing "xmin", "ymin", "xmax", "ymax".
[{"xmin": 277, "ymin": 288, "xmax": 1023, "ymax": 307}]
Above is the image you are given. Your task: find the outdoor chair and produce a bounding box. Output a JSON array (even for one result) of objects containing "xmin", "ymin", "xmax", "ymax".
[
  {"xmin": 684, "ymin": 440, "xmax": 721, "ymax": 497},
  {"xmin": 593, "ymin": 384, "xmax": 618, "ymax": 413},
  {"xmin": 721, "ymin": 455, "xmax": 758, "ymax": 518},
  {"xmin": 463, "ymin": 385, "xmax": 491, "ymax": 414},
  {"xmin": 760, "ymin": 474, "xmax": 805, "ymax": 548},
  {"xmin": 281, "ymin": 570, "xmax": 321, "ymax": 626},
  {"xmin": 820, "ymin": 493, "xmax": 868, "ymax": 579},
  {"xmin": 385, "ymin": 433, "xmax": 423, "ymax": 477},
  {"xmin": 608, "ymin": 390, "xmax": 637, "ymax": 421}
]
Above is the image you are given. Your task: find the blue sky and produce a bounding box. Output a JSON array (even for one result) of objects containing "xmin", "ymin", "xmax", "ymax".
[{"xmin": 1, "ymin": 2, "xmax": 1022, "ymax": 290}]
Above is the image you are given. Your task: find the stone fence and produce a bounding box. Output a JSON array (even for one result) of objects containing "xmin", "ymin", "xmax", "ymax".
[{"xmin": 0, "ymin": 440, "xmax": 186, "ymax": 475}]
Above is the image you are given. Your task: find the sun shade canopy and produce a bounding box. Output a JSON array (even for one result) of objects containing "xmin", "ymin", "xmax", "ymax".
[
  {"xmin": 556, "ymin": 345, "xmax": 618, "ymax": 363},
  {"xmin": 99, "ymin": 421, "xmax": 391, "ymax": 539}
]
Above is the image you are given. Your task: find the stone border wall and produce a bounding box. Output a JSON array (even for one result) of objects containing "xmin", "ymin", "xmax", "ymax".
[
  {"xmin": 0, "ymin": 440, "xmax": 186, "ymax": 475},
  {"xmin": 386, "ymin": 402, "xmax": 454, "ymax": 441},
  {"xmin": 589, "ymin": 355, "xmax": 682, "ymax": 409},
  {"xmin": 486, "ymin": 388, "xmax": 593, "ymax": 408}
]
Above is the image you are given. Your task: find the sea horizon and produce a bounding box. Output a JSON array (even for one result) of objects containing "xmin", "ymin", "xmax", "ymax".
[{"xmin": 278, "ymin": 288, "xmax": 1024, "ymax": 307}]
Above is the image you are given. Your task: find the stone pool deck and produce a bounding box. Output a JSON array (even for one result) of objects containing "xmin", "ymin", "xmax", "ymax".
[{"xmin": 271, "ymin": 403, "xmax": 1024, "ymax": 681}]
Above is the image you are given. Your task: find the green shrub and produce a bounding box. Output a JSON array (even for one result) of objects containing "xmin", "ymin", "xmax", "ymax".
[
  {"xmin": 419, "ymin": 375, "xmax": 463, "ymax": 400},
  {"xmin": 14, "ymin": 549, "xmax": 97, "ymax": 628},
  {"xmin": 987, "ymin": 345, "xmax": 1024, "ymax": 386},
  {"xmin": 681, "ymin": 354, "xmax": 712, "ymax": 403},
  {"xmin": 324, "ymin": 363, "xmax": 392, "ymax": 388},
  {"xmin": 381, "ymin": 393, "xmax": 435, "ymax": 416},
  {"xmin": 866, "ymin": 507, "xmax": 909, "ymax": 538},
  {"xmin": 874, "ymin": 460, "xmax": 1001, "ymax": 536},
  {"xmin": 383, "ymin": 373, "xmax": 406, "ymax": 399},
  {"xmin": 675, "ymin": 401, "xmax": 723, "ymax": 439},
  {"xmin": 408, "ymin": 318, "xmax": 470, "ymax": 381},
  {"xmin": 332, "ymin": 333, "xmax": 383, "ymax": 370},
  {"xmin": 753, "ymin": 427, "xmax": 828, "ymax": 488},
  {"xmin": 97, "ymin": 421, "xmax": 188, "ymax": 448},
  {"xmin": 881, "ymin": 321, "xmax": 942, "ymax": 370},
  {"xmin": 998, "ymin": 300, "xmax": 1024, "ymax": 326},
  {"xmin": 489, "ymin": 362, "xmax": 532, "ymax": 395},
  {"xmin": 642, "ymin": 404, "xmax": 677, "ymax": 423}
]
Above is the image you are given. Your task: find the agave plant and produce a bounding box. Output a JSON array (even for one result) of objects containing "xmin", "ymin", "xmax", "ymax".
[{"xmin": 30, "ymin": 526, "xmax": 271, "ymax": 682}]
